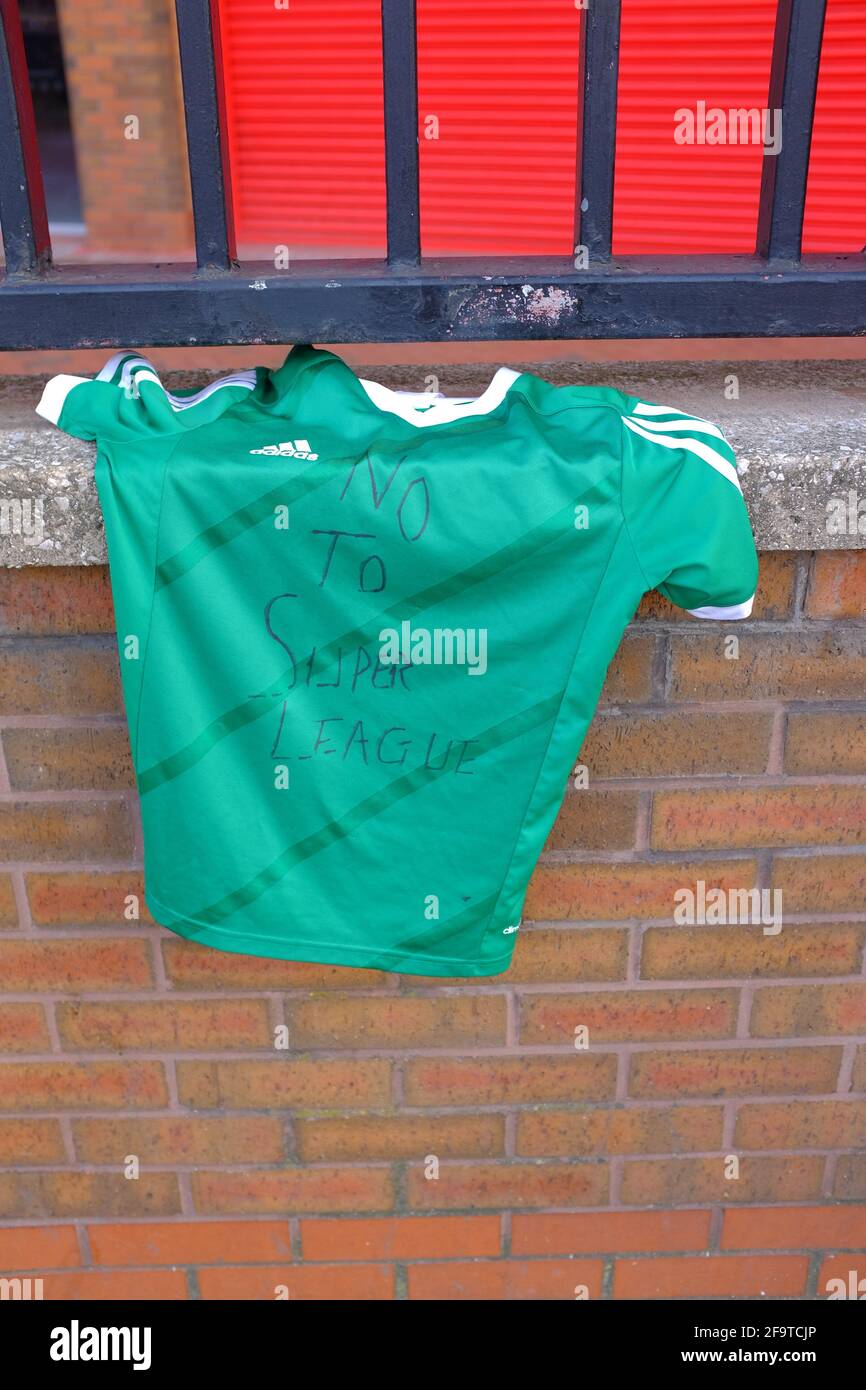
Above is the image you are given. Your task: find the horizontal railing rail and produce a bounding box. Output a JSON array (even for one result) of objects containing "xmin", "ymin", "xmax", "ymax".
[{"xmin": 0, "ymin": 0, "xmax": 863, "ymax": 348}]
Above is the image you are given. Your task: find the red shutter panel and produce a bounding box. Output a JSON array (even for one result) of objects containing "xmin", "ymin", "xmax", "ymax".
[
  {"xmin": 218, "ymin": 0, "xmax": 387, "ymax": 257},
  {"xmin": 416, "ymin": 0, "xmax": 580, "ymax": 256},
  {"xmin": 803, "ymin": 0, "xmax": 866, "ymax": 252},
  {"xmin": 613, "ymin": 0, "xmax": 779, "ymax": 255}
]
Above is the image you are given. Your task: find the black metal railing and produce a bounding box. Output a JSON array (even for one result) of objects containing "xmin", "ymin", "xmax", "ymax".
[{"xmin": 0, "ymin": 0, "xmax": 863, "ymax": 348}]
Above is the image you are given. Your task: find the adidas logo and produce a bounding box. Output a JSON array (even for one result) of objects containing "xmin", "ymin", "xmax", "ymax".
[
  {"xmin": 502, "ymin": 923, "xmax": 521, "ymax": 935},
  {"xmin": 250, "ymin": 438, "xmax": 319, "ymax": 459}
]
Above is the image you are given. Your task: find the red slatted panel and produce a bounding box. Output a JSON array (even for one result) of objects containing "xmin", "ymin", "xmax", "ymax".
[
  {"xmin": 219, "ymin": 0, "xmax": 865, "ymax": 262},
  {"xmin": 416, "ymin": 0, "xmax": 579, "ymax": 256},
  {"xmin": 613, "ymin": 0, "xmax": 778, "ymax": 254},
  {"xmin": 802, "ymin": 0, "xmax": 866, "ymax": 252},
  {"xmin": 218, "ymin": 0, "xmax": 386, "ymax": 257}
]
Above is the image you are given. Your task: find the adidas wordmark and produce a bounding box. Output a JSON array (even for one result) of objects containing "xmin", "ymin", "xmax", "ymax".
[{"xmin": 250, "ymin": 439, "xmax": 319, "ymax": 459}]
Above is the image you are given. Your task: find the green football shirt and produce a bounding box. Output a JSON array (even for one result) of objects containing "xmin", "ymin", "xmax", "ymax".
[{"xmin": 37, "ymin": 346, "xmax": 758, "ymax": 977}]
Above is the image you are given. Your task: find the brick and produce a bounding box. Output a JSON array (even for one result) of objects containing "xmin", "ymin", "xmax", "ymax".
[
  {"xmin": 0, "ymin": 874, "xmax": 17, "ymax": 928},
  {"xmin": 296, "ymin": 1114, "xmax": 504, "ymax": 1162},
  {"xmin": 0, "ymin": 1061, "xmax": 168, "ymax": 1111},
  {"xmin": 599, "ymin": 634, "xmax": 655, "ymax": 704},
  {"xmin": 57, "ymin": 999, "xmax": 271, "ymax": 1050},
  {"xmin": 785, "ymin": 711, "xmax": 866, "ymax": 775},
  {"xmin": 854, "ymin": 1045, "xmax": 866, "ymax": 1091},
  {"xmin": 404, "ymin": 1055, "xmax": 617, "ymax": 1106},
  {"xmin": 748, "ymin": 551, "xmax": 798, "ymax": 618},
  {"xmin": 545, "ymin": 790, "xmax": 639, "ymax": 851},
  {"xmin": 620, "ymin": 1155, "xmax": 823, "ymax": 1205},
  {"xmin": 614, "ymin": 1254, "xmax": 807, "ymax": 1300},
  {"xmin": 89, "ymin": 1220, "xmax": 293, "ymax": 1267},
  {"xmin": 0, "ymin": 639, "xmax": 121, "ymax": 715},
  {"xmin": 0, "ymin": 1171, "xmax": 180, "ymax": 1219},
  {"xmin": 192, "ymin": 1168, "xmax": 393, "ymax": 1215},
  {"xmin": 0, "ymin": 567, "xmax": 115, "ymax": 636},
  {"xmin": 519, "ymin": 987, "xmax": 737, "ymax": 1044},
  {"xmin": 641, "ymin": 922, "xmax": 865, "ymax": 979},
  {"xmin": 3, "ymin": 727, "xmax": 134, "ymax": 791},
  {"xmin": 0, "ymin": 1225, "xmax": 80, "ymax": 1271},
  {"xmin": 73, "ymin": 1116, "xmax": 285, "ymax": 1165},
  {"xmin": 805, "ymin": 552, "xmax": 866, "ymax": 618},
  {"xmin": 505, "ymin": 926, "xmax": 628, "ymax": 983},
  {"xmin": 163, "ymin": 938, "xmax": 387, "ymax": 989},
  {"xmin": 37, "ymin": 1269, "xmax": 187, "ymax": 1300},
  {"xmin": 669, "ymin": 630, "xmax": 866, "ymax": 701},
  {"xmin": 408, "ymin": 1258, "xmax": 603, "ymax": 1301},
  {"xmin": 513, "ymin": 1209, "xmax": 711, "ymax": 1256},
  {"xmin": 0, "ymin": 1118, "xmax": 66, "ymax": 1164},
  {"xmin": 834, "ymin": 1155, "xmax": 866, "ymax": 1199},
  {"xmin": 652, "ymin": 785, "xmax": 866, "ymax": 850},
  {"xmin": 581, "ymin": 710, "xmax": 772, "ymax": 778},
  {"xmin": 0, "ymin": 799, "xmax": 134, "ymax": 861},
  {"xmin": 27, "ymin": 871, "xmax": 151, "ymax": 926},
  {"xmin": 301, "ymin": 1214, "xmax": 502, "ymax": 1262},
  {"xmin": 176, "ymin": 1059, "xmax": 391, "ymax": 1110},
  {"xmin": 721, "ymin": 1205, "xmax": 866, "ymax": 1250},
  {"xmin": 0, "ymin": 939, "xmax": 152, "ymax": 991},
  {"xmin": 736, "ymin": 1101, "xmax": 866, "ymax": 1151},
  {"xmin": 0, "ymin": 1003, "xmax": 51, "ymax": 1052},
  {"xmin": 283, "ymin": 995, "xmax": 505, "ymax": 1050},
  {"xmin": 772, "ymin": 852, "xmax": 866, "ymax": 913},
  {"xmin": 751, "ymin": 983, "xmax": 866, "ymax": 1037},
  {"xmin": 526, "ymin": 859, "xmax": 757, "ymax": 922},
  {"xmin": 517, "ymin": 1104, "xmax": 723, "ymax": 1157},
  {"xmin": 629, "ymin": 1046, "xmax": 841, "ymax": 1099},
  {"xmin": 406, "ymin": 1162, "xmax": 609, "ymax": 1210},
  {"xmin": 199, "ymin": 1263, "xmax": 392, "ymax": 1300},
  {"xmin": 818, "ymin": 1256, "xmax": 866, "ymax": 1300}
]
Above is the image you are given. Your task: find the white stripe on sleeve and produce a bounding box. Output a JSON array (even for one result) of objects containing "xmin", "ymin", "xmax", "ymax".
[
  {"xmin": 626, "ymin": 413, "xmax": 728, "ymax": 443},
  {"xmin": 623, "ymin": 415, "xmax": 742, "ymax": 492}
]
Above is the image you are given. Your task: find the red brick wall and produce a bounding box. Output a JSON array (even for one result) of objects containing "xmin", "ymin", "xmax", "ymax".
[{"xmin": 0, "ymin": 554, "xmax": 865, "ymax": 1300}]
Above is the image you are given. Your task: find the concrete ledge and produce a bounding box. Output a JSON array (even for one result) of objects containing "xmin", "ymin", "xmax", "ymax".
[{"xmin": 1, "ymin": 359, "xmax": 864, "ymax": 565}]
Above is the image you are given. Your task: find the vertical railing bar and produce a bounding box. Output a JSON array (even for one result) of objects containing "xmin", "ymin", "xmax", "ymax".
[
  {"xmin": 174, "ymin": 0, "xmax": 236, "ymax": 271},
  {"xmin": 0, "ymin": 0, "xmax": 51, "ymax": 276},
  {"xmin": 381, "ymin": 0, "xmax": 420, "ymax": 266},
  {"xmin": 757, "ymin": 0, "xmax": 828, "ymax": 262},
  {"xmin": 575, "ymin": 0, "xmax": 622, "ymax": 264}
]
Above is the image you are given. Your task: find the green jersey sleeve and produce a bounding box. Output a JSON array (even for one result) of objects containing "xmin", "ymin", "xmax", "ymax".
[
  {"xmin": 35, "ymin": 351, "xmax": 258, "ymax": 443},
  {"xmin": 621, "ymin": 399, "xmax": 758, "ymax": 619}
]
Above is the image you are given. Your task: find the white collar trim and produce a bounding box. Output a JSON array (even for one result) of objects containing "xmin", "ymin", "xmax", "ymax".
[{"xmin": 357, "ymin": 367, "xmax": 521, "ymax": 427}]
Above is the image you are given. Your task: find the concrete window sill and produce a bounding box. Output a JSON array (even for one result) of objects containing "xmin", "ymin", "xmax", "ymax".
[{"xmin": 1, "ymin": 359, "xmax": 864, "ymax": 566}]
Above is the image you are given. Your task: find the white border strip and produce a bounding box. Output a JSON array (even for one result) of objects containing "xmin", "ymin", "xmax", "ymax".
[
  {"xmin": 687, "ymin": 595, "xmax": 755, "ymax": 620},
  {"xmin": 359, "ymin": 367, "xmax": 520, "ymax": 427},
  {"xmin": 35, "ymin": 375, "xmax": 90, "ymax": 426}
]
